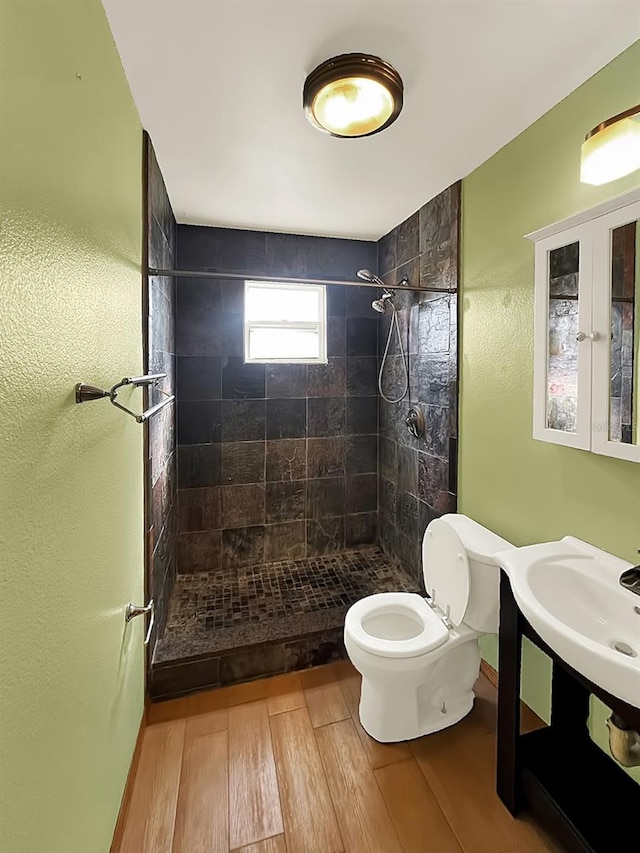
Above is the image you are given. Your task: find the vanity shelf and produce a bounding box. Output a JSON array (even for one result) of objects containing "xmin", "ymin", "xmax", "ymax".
[{"xmin": 497, "ymin": 571, "xmax": 640, "ymax": 853}]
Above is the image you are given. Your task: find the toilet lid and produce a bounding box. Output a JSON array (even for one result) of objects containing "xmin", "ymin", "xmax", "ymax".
[{"xmin": 422, "ymin": 518, "xmax": 470, "ymax": 626}]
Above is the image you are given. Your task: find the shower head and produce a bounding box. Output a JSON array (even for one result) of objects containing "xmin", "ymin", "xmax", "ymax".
[
  {"xmin": 357, "ymin": 269, "xmax": 386, "ymax": 287},
  {"xmin": 371, "ymin": 290, "xmax": 394, "ymax": 313}
]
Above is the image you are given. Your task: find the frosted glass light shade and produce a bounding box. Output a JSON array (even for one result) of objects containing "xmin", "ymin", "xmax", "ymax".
[
  {"xmin": 304, "ymin": 54, "xmax": 403, "ymax": 138},
  {"xmin": 580, "ymin": 108, "xmax": 640, "ymax": 186}
]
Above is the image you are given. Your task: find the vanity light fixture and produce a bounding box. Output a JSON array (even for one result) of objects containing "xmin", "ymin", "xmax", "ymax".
[
  {"xmin": 580, "ymin": 104, "xmax": 640, "ymax": 185},
  {"xmin": 303, "ymin": 53, "xmax": 403, "ymax": 138}
]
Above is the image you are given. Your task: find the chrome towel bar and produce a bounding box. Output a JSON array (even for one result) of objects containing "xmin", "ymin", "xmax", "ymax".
[
  {"xmin": 125, "ymin": 600, "xmax": 155, "ymax": 645},
  {"xmin": 75, "ymin": 373, "xmax": 175, "ymax": 423}
]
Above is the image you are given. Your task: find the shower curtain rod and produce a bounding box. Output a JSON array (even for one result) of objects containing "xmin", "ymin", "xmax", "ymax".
[{"xmin": 148, "ymin": 267, "xmax": 441, "ymax": 293}]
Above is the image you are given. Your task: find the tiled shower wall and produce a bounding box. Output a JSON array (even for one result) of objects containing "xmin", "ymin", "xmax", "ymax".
[
  {"xmin": 377, "ymin": 182, "xmax": 460, "ymax": 585},
  {"xmin": 145, "ymin": 136, "xmax": 177, "ymax": 645},
  {"xmin": 175, "ymin": 226, "xmax": 378, "ymax": 573}
]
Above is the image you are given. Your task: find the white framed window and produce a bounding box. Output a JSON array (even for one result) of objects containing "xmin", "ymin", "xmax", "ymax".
[{"xmin": 244, "ymin": 280, "xmax": 327, "ymax": 364}]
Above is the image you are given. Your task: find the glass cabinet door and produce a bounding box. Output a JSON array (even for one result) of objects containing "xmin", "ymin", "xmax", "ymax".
[
  {"xmin": 591, "ymin": 202, "xmax": 640, "ymax": 463},
  {"xmin": 533, "ymin": 225, "xmax": 593, "ymax": 449}
]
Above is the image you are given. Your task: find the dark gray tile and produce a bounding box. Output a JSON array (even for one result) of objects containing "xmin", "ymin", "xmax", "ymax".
[
  {"xmin": 177, "ymin": 530, "xmax": 222, "ymax": 573},
  {"xmin": 176, "ymin": 278, "xmax": 221, "ymax": 356},
  {"xmin": 347, "ymin": 317, "xmax": 377, "ymax": 356},
  {"xmin": 307, "ymin": 358, "xmax": 346, "ymax": 397},
  {"xmin": 221, "ymin": 399, "xmax": 266, "ymax": 442},
  {"xmin": 222, "ymin": 358, "xmax": 266, "ymax": 399},
  {"xmin": 397, "ymin": 444, "xmax": 418, "ymax": 496},
  {"xmin": 220, "ymin": 644, "xmax": 285, "ymax": 685},
  {"xmin": 266, "ymin": 398, "xmax": 307, "ymax": 439},
  {"xmin": 346, "ymin": 285, "xmax": 376, "ymax": 318},
  {"xmin": 396, "ymin": 210, "xmax": 419, "ymax": 266},
  {"xmin": 345, "ymin": 513, "xmax": 377, "ymax": 548},
  {"xmin": 264, "ymin": 521, "xmax": 306, "ymax": 561},
  {"xmin": 266, "ymin": 481, "xmax": 306, "ymax": 522},
  {"xmin": 178, "ymin": 400, "xmax": 221, "ymax": 445},
  {"xmin": 346, "ymin": 473, "xmax": 377, "ymax": 513},
  {"xmin": 266, "ymin": 364, "xmax": 307, "ymax": 398},
  {"xmin": 221, "ymin": 312, "xmax": 244, "ymax": 357},
  {"xmin": 307, "ymin": 397, "xmax": 345, "ymax": 437},
  {"xmin": 306, "ymin": 478, "xmax": 346, "ymax": 518},
  {"xmin": 346, "ymin": 435, "xmax": 377, "ymax": 475},
  {"xmin": 307, "ymin": 437, "xmax": 345, "ymax": 479},
  {"xmin": 265, "ymin": 439, "xmax": 306, "ymax": 482},
  {"xmin": 378, "ymin": 229, "xmax": 396, "ymax": 275},
  {"xmin": 221, "ymin": 441, "xmax": 265, "ymax": 484},
  {"xmin": 306, "ymin": 517, "xmax": 345, "ymax": 556},
  {"xmin": 221, "ymin": 525, "xmax": 265, "ymax": 567},
  {"xmin": 418, "ymin": 297, "xmax": 451, "ymax": 354},
  {"xmin": 419, "ymin": 500, "xmax": 440, "ymax": 537},
  {"xmin": 177, "ymin": 224, "xmax": 266, "ymax": 274},
  {"xmin": 178, "ymin": 487, "xmax": 221, "ymax": 532},
  {"xmin": 379, "ymin": 437, "xmax": 397, "ymax": 481},
  {"xmin": 346, "ymin": 357, "xmax": 377, "ymax": 396},
  {"xmin": 284, "ymin": 630, "xmax": 345, "ymax": 671},
  {"xmin": 177, "ymin": 444, "xmax": 221, "ymax": 488},
  {"xmin": 150, "ymin": 656, "xmax": 220, "ymax": 699},
  {"xmin": 423, "ymin": 405, "xmax": 449, "ymax": 460},
  {"xmin": 346, "ymin": 396, "xmax": 378, "ymax": 435},
  {"xmin": 396, "ymin": 491, "xmax": 418, "ymax": 540},
  {"xmin": 221, "ymin": 278, "xmax": 244, "ymax": 314},
  {"xmin": 418, "ymin": 453, "xmax": 449, "ymax": 510},
  {"xmin": 177, "ymin": 356, "xmax": 221, "ymax": 401},
  {"xmin": 221, "ymin": 483, "xmax": 265, "ymax": 528},
  {"xmin": 380, "ymin": 476, "xmax": 396, "ymax": 519},
  {"xmin": 327, "ymin": 317, "xmax": 346, "ymax": 357},
  {"xmin": 327, "ymin": 286, "xmax": 346, "ymax": 316},
  {"xmin": 415, "ymin": 355, "xmax": 450, "ymax": 405}
]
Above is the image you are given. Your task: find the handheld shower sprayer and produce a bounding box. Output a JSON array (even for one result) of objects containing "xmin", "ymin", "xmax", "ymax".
[{"xmin": 355, "ymin": 269, "xmax": 409, "ymax": 404}]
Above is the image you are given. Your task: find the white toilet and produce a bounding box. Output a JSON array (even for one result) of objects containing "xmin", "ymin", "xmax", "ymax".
[{"xmin": 344, "ymin": 513, "xmax": 513, "ymax": 743}]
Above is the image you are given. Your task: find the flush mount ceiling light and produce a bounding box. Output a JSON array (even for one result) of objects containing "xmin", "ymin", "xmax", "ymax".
[
  {"xmin": 580, "ymin": 104, "xmax": 640, "ymax": 185},
  {"xmin": 303, "ymin": 53, "xmax": 403, "ymax": 138}
]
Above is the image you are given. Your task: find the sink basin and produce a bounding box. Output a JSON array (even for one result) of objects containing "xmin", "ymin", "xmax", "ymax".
[{"xmin": 496, "ymin": 537, "xmax": 640, "ymax": 708}]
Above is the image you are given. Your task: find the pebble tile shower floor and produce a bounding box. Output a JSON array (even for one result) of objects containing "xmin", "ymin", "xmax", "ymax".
[{"xmin": 154, "ymin": 548, "xmax": 420, "ymax": 665}]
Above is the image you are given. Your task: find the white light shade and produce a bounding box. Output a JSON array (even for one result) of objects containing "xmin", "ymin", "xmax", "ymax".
[
  {"xmin": 312, "ymin": 77, "xmax": 395, "ymax": 138},
  {"xmin": 580, "ymin": 111, "xmax": 640, "ymax": 186}
]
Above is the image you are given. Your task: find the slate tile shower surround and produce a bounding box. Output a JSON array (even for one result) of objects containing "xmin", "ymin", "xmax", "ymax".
[
  {"xmin": 145, "ymin": 136, "xmax": 177, "ymax": 647},
  {"xmin": 175, "ymin": 225, "xmax": 378, "ymax": 573},
  {"xmin": 377, "ymin": 182, "xmax": 461, "ymax": 585}
]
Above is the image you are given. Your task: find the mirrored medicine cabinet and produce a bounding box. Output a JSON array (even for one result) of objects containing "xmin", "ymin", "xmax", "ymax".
[{"xmin": 529, "ymin": 188, "xmax": 640, "ymax": 463}]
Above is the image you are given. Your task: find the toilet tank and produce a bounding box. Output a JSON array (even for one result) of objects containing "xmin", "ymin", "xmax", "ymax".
[{"xmin": 440, "ymin": 514, "xmax": 514, "ymax": 633}]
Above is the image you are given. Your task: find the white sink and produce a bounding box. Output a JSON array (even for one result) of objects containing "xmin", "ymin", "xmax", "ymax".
[{"xmin": 496, "ymin": 537, "xmax": 640, "ymax": 708}]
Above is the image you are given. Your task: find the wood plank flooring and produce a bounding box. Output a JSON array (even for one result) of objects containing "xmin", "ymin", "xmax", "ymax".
[{"xmin": 117, "ymin": 664, "xmax": 564, "ymax": 853}]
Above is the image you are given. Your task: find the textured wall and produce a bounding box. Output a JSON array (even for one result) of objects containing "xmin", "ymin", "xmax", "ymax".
[
  {"xmin": 146, "ymin": 137, "xmax": 177, "ymax": 646},
  {"xmin": 0, "ymin": 1, "xmax": 144, "ymax": 849},
  {"xmin": 377, "ymin": 184, "xmax": 460, "ymax": 585},
  {"xmin": 175, "ymin": 226, "xmax": 378, "ymax": 572},
  {"xmin": 460, "ymin": 42, "xmax": 640, "ymax": 780}
]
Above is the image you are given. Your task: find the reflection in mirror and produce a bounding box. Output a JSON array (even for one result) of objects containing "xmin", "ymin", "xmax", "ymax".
[
  {"xmin": 547, "ymin": 242, "xmax": 580, "ymax": 432},
  {"xmin": 609, "ymin": 221, "xmax": 637, "ymax": 444}
]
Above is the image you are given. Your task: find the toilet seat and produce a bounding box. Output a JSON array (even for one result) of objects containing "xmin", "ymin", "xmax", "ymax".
[
  {"xmin": 423, "ymin": 518, "xmax": 470, "ymax": 626},
  {"xmin": 345, "ymin": 592, "xmax": 449, "ymax": 658}
]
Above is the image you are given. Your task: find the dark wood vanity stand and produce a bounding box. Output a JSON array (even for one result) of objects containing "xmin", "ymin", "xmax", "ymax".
[{"xmin": 497, "ymin": 571, "xmax": 640, "ymax": 853}]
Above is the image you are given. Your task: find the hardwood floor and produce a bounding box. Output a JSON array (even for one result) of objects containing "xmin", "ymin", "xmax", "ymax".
[{"xmin": 116, "ymin": 664, "xmax": 564, "ymax": 853}]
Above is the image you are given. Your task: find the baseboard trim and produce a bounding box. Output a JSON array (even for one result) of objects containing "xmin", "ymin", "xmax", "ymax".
[
  {"xmin": 110, "ymin": 706, "xmax": 147, "ymax": 853},
  {"xmin": 481, "ymin": 659, "xmax": 499, "ymax": 689}
]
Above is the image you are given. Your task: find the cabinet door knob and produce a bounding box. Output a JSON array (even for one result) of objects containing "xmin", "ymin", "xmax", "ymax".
[{"xmin": 576, "ymin": 331, "xmax": 601, "ymax": 342}]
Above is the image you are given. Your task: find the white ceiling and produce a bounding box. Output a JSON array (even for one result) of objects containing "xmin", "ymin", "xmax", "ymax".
[{"xmin": 103, "ymin": 0, "xmax": 639, "ymax": 241}]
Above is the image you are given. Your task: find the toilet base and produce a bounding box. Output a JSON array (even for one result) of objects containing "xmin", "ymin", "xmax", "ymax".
[
  {"xmin": 354, "ymin": 640, "xmax": 481, "ymax": 743},
  {"xmin": 359, "ymin": 687, "xmax": 474, "ymax": 743}
]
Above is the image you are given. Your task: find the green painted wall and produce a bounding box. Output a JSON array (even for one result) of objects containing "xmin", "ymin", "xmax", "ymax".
[
  {"xmin": 460, "ymin": 41, "xmax": 640, "ymax": 781},
  {"xmin": 0, "ymin": 2, "xmax": 145, "ymax": 849}
]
